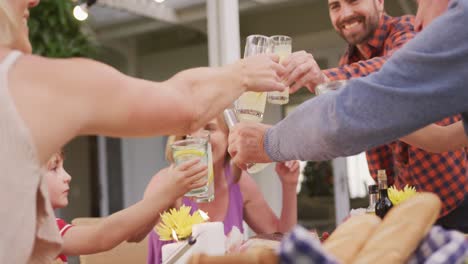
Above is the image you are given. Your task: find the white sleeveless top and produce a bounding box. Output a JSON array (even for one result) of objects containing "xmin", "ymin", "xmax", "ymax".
[{"xmin": 0, "ymin": 51, "xmax": 62, "ymax": 263}]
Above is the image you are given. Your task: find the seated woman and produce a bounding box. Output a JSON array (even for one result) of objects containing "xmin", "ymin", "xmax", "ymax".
[{"xmin": 144, "ymin": 114, "xmax": 300, "ymax": 263}]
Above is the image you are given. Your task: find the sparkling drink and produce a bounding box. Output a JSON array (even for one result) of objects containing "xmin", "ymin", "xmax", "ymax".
[
  {"xmin": 188, "ymin": 130, "xmax": 215, "ymax": 203},
  {"xmin": 172, "ymin": 138, "xmax": 209, "ymax": 197},
  {"xmin": 268, "ymin": 35, "xmax": 292, "ymax": 105},
  {"xmin": 235, "ymin": 35, "xmax": 270, "ymax": 122},
  {"xmin": 235, "ymin": 92, "xmax": 267, "ymax": 122}
]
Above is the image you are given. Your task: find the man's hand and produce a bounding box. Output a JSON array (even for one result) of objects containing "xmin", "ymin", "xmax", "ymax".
[
  {"xmin": 228, "ymin": 122, "xmax": 273, "ymax": 169},
  {"xmin": 282, "ymin": 51, "xmax": 329, "ymax": 93}
]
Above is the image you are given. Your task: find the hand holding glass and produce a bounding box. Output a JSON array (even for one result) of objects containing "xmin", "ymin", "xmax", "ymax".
[
  {"xmin": 171, "ymin": 138, "xmax": 209, "ymax": 197},
  {"xmin": 187, "ymin": 130, "xmax": 215, "ymax": 203},
  {"xmin": 235, "ymin": 35, "xmax": 270, "ymax": 122}
]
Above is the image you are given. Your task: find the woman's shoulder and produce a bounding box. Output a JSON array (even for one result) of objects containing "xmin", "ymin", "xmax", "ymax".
[{"xmin": 238, "ymin": 171, "xmax": 261, "ymax": 199}]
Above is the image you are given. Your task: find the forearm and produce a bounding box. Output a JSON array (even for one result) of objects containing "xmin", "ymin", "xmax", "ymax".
[
  {"xmin": 166, "ymin": 64, "xmax": 247, "ymax": 133},
  {"xmin": 265, "ymin": 2, "xmax": 468, "ymax": 161},
  {"xmin": 278, "ymin": 184, "xmax": 297, "ymax": 233},
  {"xmin": 80, "ymin": 61, "xmax": 246, "ymax": 137},
  {"xmin": 95, "ymin": 195, "xmax": 173, "ymax": 251},
  {"xmin": 401, "ymin": 122, "xmax": 468, "ymax": 153}
]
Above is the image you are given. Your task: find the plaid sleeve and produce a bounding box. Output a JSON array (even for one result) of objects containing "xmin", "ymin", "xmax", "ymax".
[{"xmin": 324, "ymin": 19, "xmax": 417, "ymax": 81}]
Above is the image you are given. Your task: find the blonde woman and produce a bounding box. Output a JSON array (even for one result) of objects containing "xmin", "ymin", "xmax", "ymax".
[
  {"xmin": 144, "ymin": 115, "xmax": 300, "ymax": 264},
  {"xmin": 0, "ymin": 0, "xmax": 286, "ymax": 263}
]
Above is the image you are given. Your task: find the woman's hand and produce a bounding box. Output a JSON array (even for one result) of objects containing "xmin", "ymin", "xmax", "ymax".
[
  {"xmin": 275, "ymin": 160, "xmax": 300, "ymax": 186},
  {"xmin": 234, "ymin": 54, "xmax": 287, "ymax": 93}
]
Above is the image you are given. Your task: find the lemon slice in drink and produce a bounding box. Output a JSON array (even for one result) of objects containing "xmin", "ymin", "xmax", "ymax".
[{"xmin": 173, "ymin": 149, "xmax": 205, "ymax": 160}]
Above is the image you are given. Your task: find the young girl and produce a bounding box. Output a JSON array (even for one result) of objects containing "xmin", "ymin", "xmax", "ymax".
[
  {"xmin": 145, "ymin": 115, "xmax": 300, "ymax": 264},
  {"xmin": 44, "ymin": 151, "xmax": 208, "ymax": 263}
]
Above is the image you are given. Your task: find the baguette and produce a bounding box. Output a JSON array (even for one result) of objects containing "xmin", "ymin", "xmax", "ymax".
[
  {"xmin": 323, "ymin": 214, "xmax": 381, "ymax": 263},
  {"xmin": 188, "ymin": 247, "xmax": 278, "ymax": 264},
  {"xmin": 352, "ymin": 193, "xmax": 441, "ymax": 264}
]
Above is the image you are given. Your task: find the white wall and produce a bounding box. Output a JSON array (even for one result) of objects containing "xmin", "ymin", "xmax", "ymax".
[{"xmin": 120, "ymin": 43, "xmax": 209, "ymax": 206}]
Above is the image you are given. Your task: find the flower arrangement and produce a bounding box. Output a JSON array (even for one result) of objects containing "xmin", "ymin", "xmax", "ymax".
[
  {"xmin": 155, "ymin": 205, "xmax": 208, "ymax": 241},
  {"xmin": 388, "ymin": 185, "xmax": 418, "ymax": 205}
]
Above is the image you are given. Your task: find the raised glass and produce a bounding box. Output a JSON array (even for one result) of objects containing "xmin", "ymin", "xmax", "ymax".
[
  {"xmin": 171, "ymin": 138, "xmax": 209, "ymax": 197},
  {"xmin": 187, "ymin": 130, "xmax": 215, "ymax": 203},
  {"xmin": 235, "ymin": 35, "xmax": 270, "ymax": 122},
  {"xmin": 268, "ymin": 35, "xmax": 292, "ymax": 105}
]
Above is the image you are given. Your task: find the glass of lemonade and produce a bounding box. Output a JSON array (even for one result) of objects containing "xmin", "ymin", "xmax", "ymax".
[
  {"xmin": 235, "ymin": 35, "xmax": 270, "ymax": 122},
  {"xmin": 187, "ymin": 130, "xmax": 215, "ymax": 203},
  {"xmin": 268, "ymin": 35, "xmax": 292, "ymax": 105},
  {"xmin": 171, "ymin": 138, "xmax": 209, "ymax": 197}
]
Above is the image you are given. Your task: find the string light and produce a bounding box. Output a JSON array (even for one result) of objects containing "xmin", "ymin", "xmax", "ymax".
[{"xmin": 73, "ymin": 0, "xmax": 97, "ymax": 21}]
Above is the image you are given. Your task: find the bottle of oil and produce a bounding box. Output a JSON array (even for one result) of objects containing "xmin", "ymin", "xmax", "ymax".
[
  {"xmin": 366, "ymin": 184, "xmax": 378, "ymax": 215},
  {"xmin": 375, "ymin": 170, "xmax": 393, "ymax": 219}
]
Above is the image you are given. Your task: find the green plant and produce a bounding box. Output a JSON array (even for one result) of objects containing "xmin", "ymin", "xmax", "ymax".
[
  {"xmin": 300, "ymin": 161, "xmax": 334, "ymax": 197},
  {"xmin": 28, "ymin": 0, "xmax": 97, "ymax": 58}
]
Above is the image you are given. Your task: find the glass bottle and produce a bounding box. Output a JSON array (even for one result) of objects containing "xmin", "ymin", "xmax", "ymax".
[
  {"xmin": 366, "ymin": 184, "xmax": 378, "ymax": 215},
  {"xmin": 375, "ymin": 170, "xmax": 393, "ymax": 219}
]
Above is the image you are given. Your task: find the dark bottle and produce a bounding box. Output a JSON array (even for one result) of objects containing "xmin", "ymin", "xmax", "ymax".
[{"xmin": 375, "ymin": 170, "xmax": 393, "ymax": 219}]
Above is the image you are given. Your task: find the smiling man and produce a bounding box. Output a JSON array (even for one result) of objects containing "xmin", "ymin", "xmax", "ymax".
[
  {"xmin": 283, "ymin": 0, "xmax": 416, "ymax": 93},
  {"xmin": 229, "ymin": 0, "xmax": 468, "ymax": 233}
]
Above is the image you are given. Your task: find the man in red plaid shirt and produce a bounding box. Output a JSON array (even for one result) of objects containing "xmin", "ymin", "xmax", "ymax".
[{"xmin": 282, "ymin": 0, "xmax": 467, "ymax": 232}]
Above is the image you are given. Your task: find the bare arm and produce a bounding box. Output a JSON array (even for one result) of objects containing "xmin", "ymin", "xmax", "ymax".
[
  {"xmin": 400, "ymin": 121, "xmax": 468, "ymax": 153},
  {"xmin": 61, "ymin": 160, "xmax": 207, "ymax": 255},
  {"xmin": 10, "ymin": 54, "xmax": 285, "ymax": 163},
  {"xmin": 61, "ymin": 189, "xmax": 174, "ymax": 255},
  {"xmin": 241, "ymin": 169, "xmax": 297, "ymax": 234}
]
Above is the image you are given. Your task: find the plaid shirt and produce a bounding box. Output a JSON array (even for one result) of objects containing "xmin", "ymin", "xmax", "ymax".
[{"xmin": 323, "ymin": 14, "xmax": 468, "ymax": 217}]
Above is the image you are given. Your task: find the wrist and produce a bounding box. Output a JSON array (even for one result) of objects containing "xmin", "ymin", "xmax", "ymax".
[
  {"xmin": 228, "ymin": 60, "xmax": 248, "ymax": 93},
  {"xmin": 281, "ymin": 182, "xmax": 298, "ymax": 190}
]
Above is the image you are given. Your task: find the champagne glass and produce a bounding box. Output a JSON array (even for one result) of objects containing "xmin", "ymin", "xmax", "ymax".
[
  {"xmin": 223, "ymin": 109, "xmax": 269, "ymax": 174},
  {"xmin": 268, "ymin": 35, "xmax": 292, "ymax": 105},
  {"xmin": 235, "ymin": 35, "xmax": 270, "ymax": 122}
]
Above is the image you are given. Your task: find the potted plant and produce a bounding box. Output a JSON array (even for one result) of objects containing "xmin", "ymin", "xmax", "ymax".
[{"xmin": 29, "ymin": 0, "xmax": 97, "ymax": 58}]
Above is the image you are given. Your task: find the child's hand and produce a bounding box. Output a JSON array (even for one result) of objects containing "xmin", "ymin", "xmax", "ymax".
[
  {"xmin": 165, "ymin": 159, "xmax": 208, "ymax": 198},
  {"xmin": 275, "ymin": 160, "xmax": 300, "ymax": 186}
]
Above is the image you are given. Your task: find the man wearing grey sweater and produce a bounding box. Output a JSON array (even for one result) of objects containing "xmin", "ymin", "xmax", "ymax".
[{"xmin": 228, "ymin": 0, "xmax": 468, "ymax": 230}]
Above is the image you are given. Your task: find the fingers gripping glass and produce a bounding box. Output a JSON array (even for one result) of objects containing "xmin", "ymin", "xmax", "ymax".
[{"xmin": 235, "ymin": 35, "xmax": 270, "ymax": 123}]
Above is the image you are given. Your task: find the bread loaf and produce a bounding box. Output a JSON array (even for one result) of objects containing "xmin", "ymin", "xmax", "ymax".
[
  {"xmin": 323, "ymin": 214, "xmax": 381, "ymax": 263},
  {"xmin": 352, "ymin": 193, "xmax": 441, "ymax": 264},
  {"xmin": 188, "ymin": 247, "xmax": 278, "ymax": 264}
]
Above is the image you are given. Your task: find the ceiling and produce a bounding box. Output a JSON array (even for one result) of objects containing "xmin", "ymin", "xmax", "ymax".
[
  {"xmin": 87, "ymin": 0, "xmax": 416, "ymax": 46},
  {"xmin": 87, "ymin": 0, "xmax": 308, "ymax": 30}
]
